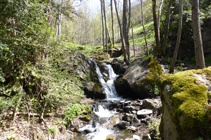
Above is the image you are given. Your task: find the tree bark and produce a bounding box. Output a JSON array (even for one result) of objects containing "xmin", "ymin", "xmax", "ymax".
[
  {"xmin": 127, "ymin": 0, "xmax": 131, "ymax": 63},
  {"xmin": 101, "ymin": 0, "xmax": 105, "ymax": 51},
  {"xmin": 169, "ymin": 0, "xmax": 184, "ymax": 73},
  {"xmin": 152, "ymin": 0, "xmax": 161, "ymax": 57},
  {"xmin": 158, "ymin": 0, "xmax": 164, "ymax": 37},
  {"xmin": 192, "ymin": 0, "xmax": 205, "ymax": 69},
  {"xmin": 123, "ymin": 0, "xmax": 129, "ymax": 64},
  {"xmin": 131, "ymin": 21, "xmax": 135, "ymax": 56},
  {"xmin": 102, "ymin": 0, "xmax": 108, "ymax": 52},
  {"xmin": 162, "ymin": 0, "xmax": 173, "ymax": 56},
  {"xmin": 114, "ymin": 0, "xmax": 127, "ymax": 62},
  {"xmin": 141, "ymin": 0, "xmax": 149, "ymax": 56},
  {"xmin": 111, "ymin": 0, "xmax": 115, "ymax": 46}
]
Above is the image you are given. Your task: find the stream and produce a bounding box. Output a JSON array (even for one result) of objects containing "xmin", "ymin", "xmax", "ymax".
[{"xmin": 76, "ymin": 60, "xmax": 155, "ymax": 140}]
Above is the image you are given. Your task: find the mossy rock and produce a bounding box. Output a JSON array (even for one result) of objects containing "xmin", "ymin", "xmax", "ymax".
[{"xmin": 157, "ymin": 66, "xmax": 211, "ymax": 139}]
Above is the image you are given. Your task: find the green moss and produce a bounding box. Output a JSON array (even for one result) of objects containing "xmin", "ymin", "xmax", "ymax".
[{"xmin": 157, "ymin": 67, "xmax": 211, "ymax": 137}]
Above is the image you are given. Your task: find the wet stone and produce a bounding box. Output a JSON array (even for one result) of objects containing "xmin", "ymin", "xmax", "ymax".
[
  {"xmin": 126, "ymin": 126, "xmax": 137, "ymax": 132},
  {"xmin": 137, "ymin": 109, "xmax": 153, "ymax": 119},
  {"xmin": 123, "ymin": 113, "xmax": 134, "ymax": 123},
  {"xmin": 115, "ymin": 121, "xmax": 130, "ymax": 130}
]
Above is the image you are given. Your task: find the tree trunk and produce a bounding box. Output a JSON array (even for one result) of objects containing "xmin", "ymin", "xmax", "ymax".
[
  {"xmin": 131, "ymin": 21, "xmax": 135, "ymax": 56},
  {"xmin": 192, "ymin": 0, "xmax": 205, "ymax": 69},
  {"xmin": 162, "ymin": 0, "xmax": 173, "ymax": 56},
  {"xmin": 127, "ymin": 0, "xmax": 131, "ymax": 63},
  {"xmin": 169, "ymin": 0, "xmax": 184, "ymax": 73},
  {"xmin": 158, "ymin": 0, "xmax": 164, "ymax": 36},
  {"xmin": 102, "ymin": 0, "xmax": 108, "ymax": 52},
  {"xmin": 152, "ymin": 0, "xmax": 161, "ymax": 57},
  {"xmin": 101, "ymin": 0, "xmax": 105, "ymax": 51},
  {"xmin": 123, "ymin": 0, "xmax": 129, "ymax": 64},
  {"xmin": 111, "ymin": 0, "xmax": 115, "ymax": 46},
  {"xmin": 114, "ymin": 0, "xmax": 127, "ymax": 62},
  {"xmin": 141, "ymin": 0, "xmax": 149, "ymax": 56}
]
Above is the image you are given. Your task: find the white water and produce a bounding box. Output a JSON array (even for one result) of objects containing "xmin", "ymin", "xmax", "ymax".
[
  {"xmin": 91, "ymin": 60, "xmax": 122, "ymax": 100},
  {"xmin": 79, "ymin": 60, "xmax": 140, "ymax": 140},
  {"xmin": 94, "ymin": 105, "xmax": 116, "ymax": 118}
]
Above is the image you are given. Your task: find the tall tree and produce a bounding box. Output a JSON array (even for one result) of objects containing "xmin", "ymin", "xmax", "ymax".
[
  {"xmin": 152, "ymin": 0, "xmax": 161, "ymax": 57},
  {"xmin": 102, "ymin": 0, "xmax": 108, "ymax": 51},
  {"xmin": 127, "ymin": 0, "xmax": 131, "ymax": 63},
  {"xmin": 162, "ymin": 0, "xmax": 173, "ymax": 56},
  {"xmin": 141, "ymin": 0, "xmax": 149, "ymax": 56},
  {"xmin": 123, "ymin": 0, "xmax": 129, "ymax": 64},
  {"xmin": 100, "ymin": 0, "xmax": 105, "ymax": 51},
  {"xmin": 114, "ymin": 0, "xmax": 127, "ymax": 62},
  {"xmin": 192, "ymin": 0, "xmax": 205, "ymax": 69},
  {"xmin": 158, "ymin": 0, "xmax": 164, "ymax": 37},
  {"xmin": 111, "ymin": 0, "xmax": 115, "ymax": 46},
  {"xmin": 169, "ymin": 0, "xmax": 184, "ymax": 73}
]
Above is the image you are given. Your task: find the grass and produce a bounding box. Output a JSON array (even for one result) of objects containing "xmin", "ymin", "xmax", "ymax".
[{"xmin": 116, "ymin": 21, "xmax": 155, "ymax": 55}]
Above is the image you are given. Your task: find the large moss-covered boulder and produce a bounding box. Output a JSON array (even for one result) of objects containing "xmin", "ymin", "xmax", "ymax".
[
  {"xmin": 115, "ymin": 58, "xmax": 162, "ymax": 99},
  {"xmin": 157, "ymin": 67, "xmax": 211, "ymax": 140}
]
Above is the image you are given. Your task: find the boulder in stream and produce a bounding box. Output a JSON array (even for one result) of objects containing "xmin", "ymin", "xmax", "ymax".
[{"xmin": 115, "ymin": 58, "xmax": 162, "ymax": 99}]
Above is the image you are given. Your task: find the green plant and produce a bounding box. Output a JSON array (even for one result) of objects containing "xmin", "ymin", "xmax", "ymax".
[
  {"xmin": 47, "ymin": 128, "xmax": 57, "ymax": 135},
  {"xmin": 62, "ymin": 104, "xmax": 89, "ymax": 124}
]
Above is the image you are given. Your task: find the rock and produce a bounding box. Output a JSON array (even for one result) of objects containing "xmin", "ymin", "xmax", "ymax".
[
  {"xmin": 115, "ymin": 59, "xmax": 162, "ymax": 99},
  {"xmin": 142, "ymin": 134, "xmax": 151, "ymax": 140},
  {"xmin": 142, "ymin": 99, "xmax": 156, "ymax": 109},
  {"xmin": 156, "ymin": 67, "xmax": 211, "ymax": 140},
  {"xmin": 106, "ymin": 134, "xmax": 116, "ymax": 140},
  {"xmin": 79, "ymin": 115, "xmax": 91, "ymax": 122},
  {"xmin": 123, "ymin": 113, "xmax": 134, "ymax": 123},
  {"xmin": 83, "ymin": 81, "xmax": 106, "ymax": 99},
  {"xmin": 111, "ymin": 114, "xmax": 121, "ymax": 126},
  {"xmin": 137, "ymin": 109, "xmax": 153, "ymax": 119},
  {"xmin": 110, "ymin": 58, "xmax": 126, "ymax": 74},
  {"xmin": 124, "ymin": 106, "xmax": 134, "ymax": 113},
  {"xmin": 126, "ymin": 126, "xmax": 137, "ymax": 132},
  {"xmin": 133, "ymin": 135, "xmax": 141, "ymax": 140},
  {"xmin": 115, "ymin": 121, "xmax": 130, "ymax": 130}
]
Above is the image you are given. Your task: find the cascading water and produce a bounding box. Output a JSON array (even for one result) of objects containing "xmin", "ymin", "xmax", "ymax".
[
  {"xmin": 78, "ymin": 60, "xmax": 137, "ymax": 140},
  {"xmin": 91, "ymin": 60, "xmax": 122, "ymax": 100}
]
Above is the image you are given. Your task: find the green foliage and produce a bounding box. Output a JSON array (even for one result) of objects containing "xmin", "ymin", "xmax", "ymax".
[
  {"xmin": 62, "ymin": 104, "xmax": 91, "ymax": 124},
  {"xmin": 47, "ymin": 128, "xmax": 57, "ymax": 135}
]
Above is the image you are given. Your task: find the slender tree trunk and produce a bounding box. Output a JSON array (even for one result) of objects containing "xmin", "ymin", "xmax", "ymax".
[
  {"xmin": 169, "ymin": 0, "xmax": 184, "ymax": 73},
  {"xmin": 158, "ymin": 0, "xmax": 164, "ymax": 36},
  {"xmin": 141, "ymin": 0, "xmax": 149, "ymax": 56},
  {"xmin": 103, "ymin": 0, "xmax": 109, "ymax": 52},
  {"xmin": 111, "ymin": 0, "xmax": 115, "ymax": 46},
  {"xmin": 127, "ymin": 0, "xmax": 131, "ymax": 63},
  {"xmin": 123, "ymin": 0, "xmax": 129, "ymax": 64},
  {"xmin": 101, "ymin": 0, "xmax": 105, "ymax": 51},
  {"xmin": 152, "ymin": 0, "xmax": 161, "ymax": 57},
  {"xmin": 131, "ymin": 21, "xmax": 135, "ymax": 56},
  {"xmin": 114, "ymin": 0, "xmax": 127, "ymax": 62},
  {"xmin": 192, "ymin": 0, "xmax": 205, "ymax": 69},
  {"xmin": 162, "ymin": 0, "xmax": 173, "ymax": 56}
]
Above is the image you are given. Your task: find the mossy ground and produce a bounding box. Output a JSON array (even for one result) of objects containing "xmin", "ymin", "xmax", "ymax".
[{"xmin": 157, "ymin": 67, "xmax": 211, "ymax": 138}]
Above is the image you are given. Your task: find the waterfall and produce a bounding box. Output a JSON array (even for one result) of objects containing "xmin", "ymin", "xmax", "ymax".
[{"xmin": 91, "ymin": 60, "xmax": 122, "ymax": 100}]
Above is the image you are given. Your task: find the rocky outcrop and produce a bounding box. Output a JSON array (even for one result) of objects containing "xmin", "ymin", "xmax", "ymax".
[
  {"xmin": 157, "ymin": 67, "xmax": 211, "ymax": 140},
  {"xmin": 115, "ymin": 58, "xmax": 162, "ymax": 99}
]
